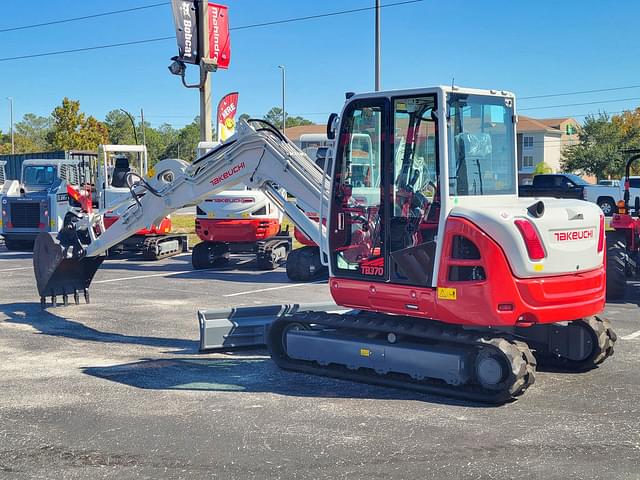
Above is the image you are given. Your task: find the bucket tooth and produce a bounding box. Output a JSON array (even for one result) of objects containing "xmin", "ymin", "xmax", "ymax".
[
  {"xmin": 63, "ymin": 294, "xmax": 69, "ymax": 306},
  {"xmin": 40, "ymin": 297, "xmax": 46, "ymax": 309},
  {"xmin": 52, "ymin": 296, "xmax": 57, "ymax": 307},
  {"xmin": 74, "ymin": 291, "xmax": 80, "ymax": 305},
  {"xmin": 84, "ymin": 289, "xmax": 90, "ymax": 304}
]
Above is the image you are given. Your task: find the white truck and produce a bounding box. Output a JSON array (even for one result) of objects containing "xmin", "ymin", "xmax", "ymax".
[
  {"xmin": 583, "ymin": 177, "xmax": 640, "ymax": 216},
  {"xmin": 1, "ymin": 159, "xmax": 86, "ymax": 250}
]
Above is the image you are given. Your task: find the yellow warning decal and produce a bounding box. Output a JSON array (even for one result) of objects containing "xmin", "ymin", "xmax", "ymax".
[
  {"xmin": 437, "ymin": 287, "xmax": 457, "ymax": 300},
  {"xmin": 359, "ymin": 348, "xmax": 370, "ymax": 357},
  {"xmin": 147, "ymin": 167, "xmax": 155, "ymax": 178},
  {"xmin": 533, "ymin": 264, "xmax": 544, "ymax": 272}
]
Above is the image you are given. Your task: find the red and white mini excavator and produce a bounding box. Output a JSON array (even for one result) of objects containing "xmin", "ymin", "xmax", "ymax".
[{"xmin": 33, "ymin": 86, "xmax": 616, "ymax": 403}]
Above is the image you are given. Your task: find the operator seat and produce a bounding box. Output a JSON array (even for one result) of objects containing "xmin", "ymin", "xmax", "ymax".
[{"xmin": 111, "ymin": 157, "xmax": 130, "ymax": 188}]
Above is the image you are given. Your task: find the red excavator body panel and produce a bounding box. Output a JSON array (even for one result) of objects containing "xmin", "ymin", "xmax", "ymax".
[
  {"xmin": 103, "ymin": 214, "xmax": 172, "ymax": 236},
  {"xmin": 195, "ymin": 218, "xmax": 280, "ymax": 243},
  {"xmin": 330, "ymin": 216, "xmax": 606, "ymax": 328}
]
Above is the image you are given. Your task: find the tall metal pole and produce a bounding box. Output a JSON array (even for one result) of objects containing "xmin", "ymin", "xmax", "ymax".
[
  {"xmin": 278, "ymin": 65, "xmax": 286, "ymax": 134},
  {"xmin": 374, "ymin": 0, "xmax": 381, "ymax": 91},
  {"xmin": 7, "ymin": 97, "xmax": 14, "ymax": 154},
  {"xmin": 199, "ymin": 0, "xmax": 213, "ymax": 142},
  {"xmin": 140, "ymin": 108, "xmax": 147, "ymax": 146}
]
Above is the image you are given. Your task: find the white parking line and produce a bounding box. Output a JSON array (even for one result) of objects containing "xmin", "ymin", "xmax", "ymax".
[
  {"xmin": 223, "ymin": 280, "xmax": 326, "ymax": 298},
  {"xmin": 621, "ymin": 330, "xmax": 640, "ymax": 340},
  {"xmin": 93, "ymin": 259, "xmax": 253, "ymax": 284},
  {"xmin": 0, "ymin": 266, "xmax": 31, "ymax": 272}
]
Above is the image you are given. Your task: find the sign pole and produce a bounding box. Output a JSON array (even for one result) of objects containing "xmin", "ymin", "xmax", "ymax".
[{"xmin": 199, "ymin": 0, "xmax": 213, "ymax": 142}]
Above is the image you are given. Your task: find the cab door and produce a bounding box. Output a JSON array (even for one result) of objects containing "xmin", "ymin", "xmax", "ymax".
[{"xmin": 329, "ymin": 98, "xmax": 388, "ymax": 282}]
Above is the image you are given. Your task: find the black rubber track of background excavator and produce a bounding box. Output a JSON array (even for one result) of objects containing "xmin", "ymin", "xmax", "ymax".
[
  {"xmin": 256, "ymin": 238, "xmax": 291, "ymax": 270},
  {"xmin": 267, "ymin": 311, "xmax": 537, "ymax": 404},
  {"xmin": 141, "ymin": 235, "xmax": 183, "ymax": 261}
]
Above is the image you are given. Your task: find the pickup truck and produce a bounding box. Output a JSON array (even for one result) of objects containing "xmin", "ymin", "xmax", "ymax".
[
  {"xmin": 583, "ymin": 176, "xmax": 640, "ymax": 216},
  {"xmin": 519, "ymin": 173, "xmax": 589, "ymax": 200}
]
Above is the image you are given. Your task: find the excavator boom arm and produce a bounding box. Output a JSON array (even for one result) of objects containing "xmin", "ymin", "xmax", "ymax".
[{"xmin": 33, "ymin": 120, "xmax": 330, "ymax": 299}]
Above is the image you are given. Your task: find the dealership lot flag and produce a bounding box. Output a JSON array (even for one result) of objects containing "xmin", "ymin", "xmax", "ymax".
[
  {"xmin": 217, "ymin": 92, "xmax": 239, "ymax": 142},
  {"xmin": 208, "ymin": 3, "xmax": 231, "ymax": 69},
  {"xmin": 171, "ymin": 0, "xmax": 199, "ymax": 64}
]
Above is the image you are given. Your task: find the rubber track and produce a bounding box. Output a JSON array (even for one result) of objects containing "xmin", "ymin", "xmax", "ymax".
[
  {"xmin": 268, "ymin": 311, "xmax": 536, "ymax": 404},
  {"xmin": 141, "ymin": 236, "xmax": 182, "ymax": 261},
  {"xmin": 533, "ymin": 316, "xmax": 617, "ymax": 371},
  {"xmin": 256, "ymin": 238, "xmax": 290, "ymax": 269}
]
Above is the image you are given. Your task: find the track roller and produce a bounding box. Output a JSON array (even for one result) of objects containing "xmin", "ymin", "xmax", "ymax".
[{"xmin": 267, "ymin": 311, "xmax": 536, "ymax": 404}]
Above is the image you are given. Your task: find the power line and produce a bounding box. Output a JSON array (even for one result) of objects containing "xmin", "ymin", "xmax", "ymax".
[
  {"xmin": 520, "ymin": 85, "xmax": 640, "ymax": 100},
  {"xmin": 0, "ymin": 2, "xmax": 168, "ymax": 34},
  {"xmin": 0, "ymin": 0, "xmax": 424, "ymax": 62},
  {"xmin": 520, "ymin": 97, "xmax": 640, "ymax": 111},
  {"xmin": 0, "ymin": 36, "xmax": 174, "ymax": 62},
  {"xmin": 231, "ymin": 0, "xmax": 423, "ymax": 31}
]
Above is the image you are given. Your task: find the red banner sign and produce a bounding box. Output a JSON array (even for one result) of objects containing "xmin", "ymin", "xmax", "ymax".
[
  {"xmin": 208, "ymin": 3, "xmax": 231, "ymax": 69},
  {"xmin": 217, "ymin": 92, "xmax": 239, "ymax": 141}
]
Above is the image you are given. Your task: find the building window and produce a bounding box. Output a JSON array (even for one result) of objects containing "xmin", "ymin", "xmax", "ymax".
[
  {"xmin": 523, "ymin": 136, "xmax": 534, "ymax": 149},
  {"xmin": 523, "ymin": 155, "xmax": 534, "ymax": 168}
]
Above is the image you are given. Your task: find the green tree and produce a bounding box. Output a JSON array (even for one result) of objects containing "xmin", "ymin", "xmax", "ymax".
[
  {"xmin": 163, "ymin": 118, "xmax": 201, "ymax": 161},
  {"xmin": 561, "ymin": 109, "xmax": 640, "ymax": 178},
  {"xmin": 264, "ymin": 107, "xmax": 313, "ymax": 129},
  {"xmin": 533, "ymin": 161, "xmax": 553, "ymax": 175},
  {"xmin": 0, "ymin": 129, "xmax": 39, "ymax": 154},
  {"xmin": 47, "ymin": 98, "xmax": 109, "ymax": 151},
  {"xmin": 14, "ymin": 113, "xmax": 53, "ymax": 151},
  {"xmin": 104, "ymin": 110, "xmax": 139, "ymax": 146}
]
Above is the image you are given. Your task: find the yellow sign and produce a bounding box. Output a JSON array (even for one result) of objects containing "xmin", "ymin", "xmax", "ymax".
[
  {"xmin": 437, "ymin": 287, "xmax": 457, "ymax": 300},
  {"xmin": 147, "ymin": 167, "xmax": 155, "ymax": 178},
  {"xmin": 359, "ymin": 348, "xmax": 371, "ymax": 357}
]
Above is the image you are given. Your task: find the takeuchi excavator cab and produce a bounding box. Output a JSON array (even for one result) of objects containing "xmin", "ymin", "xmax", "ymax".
[{"xmin": 330, "ymin": 94, "xmax": 442, "ymax": 286}]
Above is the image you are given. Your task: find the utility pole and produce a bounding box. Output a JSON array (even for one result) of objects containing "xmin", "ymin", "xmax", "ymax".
[
  {"xmin": 199, "ymin": 0, "xmax": 213, "ymax": 142},
  {"xmin": 7, "ymin": 97, "xmax": 14, "ymax": 154},
  {"xmin": 374, "ymin": 0, "xmax": 381, "ymax": 91},
  {"xmin": 278, "ymin": 65, "xmax": 286, "ymax": 134},
  {"xmin": 140, "ymin": 108, "xmax": 147, "ymax": 146}
]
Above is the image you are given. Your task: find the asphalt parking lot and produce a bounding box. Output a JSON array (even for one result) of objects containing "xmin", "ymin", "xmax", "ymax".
[{"xmin": 0, "ymin": 244, "xmax": 639, "ymax": 480}]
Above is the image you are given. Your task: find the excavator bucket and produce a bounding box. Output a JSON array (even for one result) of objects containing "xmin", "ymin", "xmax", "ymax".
[{"xmin": 33, "ymin": 233, "xmax": 104, "ymax": 308}]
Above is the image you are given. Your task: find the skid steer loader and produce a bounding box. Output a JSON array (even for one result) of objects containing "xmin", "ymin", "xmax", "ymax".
[{"xmin": 32, "ymin": 86, "xmax": 616, "ymax": 403}]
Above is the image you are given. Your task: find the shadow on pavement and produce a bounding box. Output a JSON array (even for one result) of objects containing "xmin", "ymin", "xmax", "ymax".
[
  {"xmin": 1, "ymin": 302, "xmax": 503, "ymax": 406},
  {"xmin": 97, "ymin": 259, "xmax": 328, "ymax": 285},
  {"xmin": 82, "ymin": 356, "xmax": 495, "ymax": 407},
  {"xmin": 0, "ymin": 302, "xmax": 198, "ymax": 353}
]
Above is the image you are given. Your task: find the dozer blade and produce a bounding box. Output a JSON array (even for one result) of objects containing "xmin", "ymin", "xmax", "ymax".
[{"xmin": 33, "ymin": 233, "xmax": 104, "ymax": 307}]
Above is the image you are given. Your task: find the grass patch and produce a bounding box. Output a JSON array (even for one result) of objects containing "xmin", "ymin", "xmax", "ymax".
[{"xmin": 171, "ymin": 214, "xmax": 200, "ymax": 246}]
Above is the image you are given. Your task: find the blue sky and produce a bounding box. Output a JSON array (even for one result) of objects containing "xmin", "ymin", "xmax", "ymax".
[{"xmin": 1, "ymin": 0, "xmax": 640, "ymax": 133}]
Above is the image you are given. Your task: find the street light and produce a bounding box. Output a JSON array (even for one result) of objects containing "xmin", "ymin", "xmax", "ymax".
[
  {"xmin": 278, "ymin": 65, "xmax": 286, "ymax": 134},
  {"xmin": 6, "ymin": 97, "xmax": 14, "ymax": 155}
]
